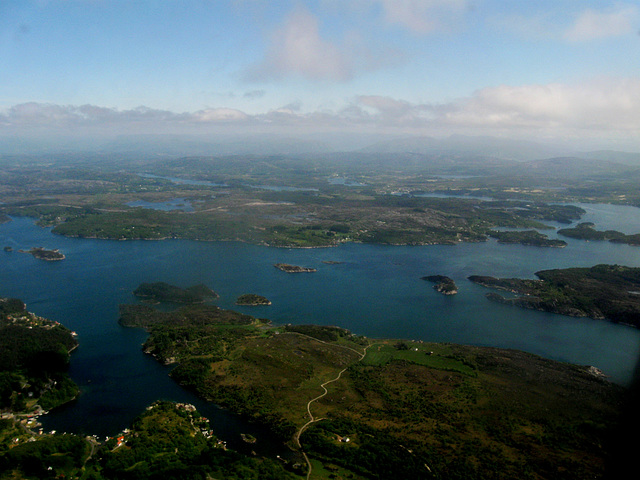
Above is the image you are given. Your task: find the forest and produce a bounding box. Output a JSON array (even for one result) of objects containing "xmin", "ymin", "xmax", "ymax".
[
  {"xmin": 0, "ymin": 297, "xmax": 78, "ymax": 412},
  {"xmin": 469, "ymin": 264, "xmax": 640, "ymax": 327}
]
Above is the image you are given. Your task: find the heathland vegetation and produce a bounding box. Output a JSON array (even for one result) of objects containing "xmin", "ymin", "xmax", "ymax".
[
  {"xmin": 0, "ymin": 153, "xmax": 606, "ymax": 248},
  {"xmin": 113, "ymin": 298, "xmax": 624, "ymax": 479}
]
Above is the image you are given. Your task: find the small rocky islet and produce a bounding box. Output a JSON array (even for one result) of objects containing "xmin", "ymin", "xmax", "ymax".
[
  {"xmin": 274, "ymin": 263, "xmax": 316, "ymax": 273},
  {"xmin": 235, "ymin": 294, "xmax": 271, "ymax": 306},
  {"xmin": 422, "ymin": 275, "xmax": 458, "ymax": 295},
  {"xmin": 19, "ymin": 246, "xmax": 65, "ymax": 261}
]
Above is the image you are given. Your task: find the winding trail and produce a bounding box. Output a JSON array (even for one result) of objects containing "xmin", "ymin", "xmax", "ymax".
[{"xmin": 292, "ymin": 339, "xmax": 372, "ymax": 480}]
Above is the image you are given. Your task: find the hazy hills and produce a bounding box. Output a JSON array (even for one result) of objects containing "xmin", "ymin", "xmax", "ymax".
[{"xmin": 2, "ymin": 133, "xmax": 640, "ymax": 176}]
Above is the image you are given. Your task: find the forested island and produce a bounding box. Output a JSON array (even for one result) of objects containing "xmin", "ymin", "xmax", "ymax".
[
  {"xmin": 422, "ymin": 275, "xmax": 458, "ymax": 295},
  {"xmin": 236, "ymin": 294, "xmax": 271, "ymax": 305},
  {"xmin": 20, "ymin": 247, "xmax": 65, "ymax": 261},
  {"xmin": 469, "ymin": 264, "xmax": 640, "ymax": 327}
]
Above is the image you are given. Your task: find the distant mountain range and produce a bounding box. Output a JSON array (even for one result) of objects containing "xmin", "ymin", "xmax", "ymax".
[
  {"xmin": 507, "ymin": 156, "xmax": 638, "ymax": 177},
  {"xmin": 2, "ymin": 133, "xmax": 640, "ymax": 168},
  {"xmin": 359, "ymin": 134, "xmax": 574, "ymax": 162}
]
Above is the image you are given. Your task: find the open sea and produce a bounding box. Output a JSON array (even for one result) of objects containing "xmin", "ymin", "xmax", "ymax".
[{"xmin": 2, "ymin": 203, "xmax": 640, "ymax": 454}]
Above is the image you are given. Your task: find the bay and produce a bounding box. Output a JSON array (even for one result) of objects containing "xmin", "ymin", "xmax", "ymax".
[{"xmin": 2, "ymin": 206, "xmax": 640, "ymax": 451}]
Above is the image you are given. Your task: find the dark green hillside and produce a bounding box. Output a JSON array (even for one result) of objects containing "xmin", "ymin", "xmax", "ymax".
[
  {"xmin": 133, "ymin": 282, "xmax": 218, "ymax": 303},
  {"xmin": 0, "ymin": 297, "xmax": 78, "ymax": 412},
  {"xmin": 488, "ymin": 229, "xmax": 567, "ymax": 247},
  {"xmin": 558, "ymin": 222, "xmax": 640, "ymax": 245},
  {"xmin": 97, "ymin": 401, "xmax": 296, "ymax": 480},
  {"xmin": 470, "ymin": 264, "xmax": 640, "ymax": 327},
  {"xmin": 117, "ymin": 297, "xmax": 624, "ymax": 480}
]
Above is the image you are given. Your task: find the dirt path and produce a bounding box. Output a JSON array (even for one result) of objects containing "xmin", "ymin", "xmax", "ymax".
[{"xmin": 293, "ymin": 341, "xmax": 371, "ymax": 480}]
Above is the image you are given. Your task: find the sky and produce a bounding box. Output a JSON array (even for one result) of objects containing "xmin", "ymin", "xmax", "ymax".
[{"xmin": 1, "ymin": 0, "xmax": 640, "ymax": 150}]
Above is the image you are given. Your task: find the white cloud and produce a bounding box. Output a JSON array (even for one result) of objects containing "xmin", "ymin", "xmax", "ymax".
[
  {"xmin": 564, "ymin": 4, "xmax": 639, "ymax": 41},
  {"xmin": 378, "ymin": 0, "xmax": 468, "ymax": 34},
  {"xmin": 493, "ymin": 4, "xmax": 639, "ymax": 42},
  {"xmin": 244, "ymin": 6, "xmax": 404, "ymax": 82},
  {"xmin": 437, "ymin": 78, "xmax": 640, "ymax": 136},
  {"xmin": 192, "ymin": 108, "xmax": 249, "ymax": 122},
  {"xmin": 245, "ymin": 7, "xmax": 352, "ymax": 81}
]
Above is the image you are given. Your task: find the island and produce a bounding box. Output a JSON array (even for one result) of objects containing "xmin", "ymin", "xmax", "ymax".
[
  {"xmin": 115, "ymin": 298, "xmax": 624, "ymax": 480},
  {"xmin": 3, "ymin": 246, "xmax": 12, "ymax": 252},
  {"xmin": 274, "ymin": 263, "xmax": 317, "ymax": 273},
  {"xmin": 21, "ymin": 246, "xmax": 65, "ymax": 261},
  {"xmin": 422, "ymin": 275, "xmax": 458, "ymax": 295},
  {"xmin": 133, "ymin": 282, "xmax": 218, "ymax": 303},
  {"xmin": 558, "ymin": 222, "xmax": 640, "ymax": 245},
  {"xmin": 469, "ymin": 264, "xmax": 640, "ymax": 327},
  {"xmin": 236, "ymin": 294, "xmax": 272, "ymax": 306},
  {"xmin": 488, "ymin": 229, "xmax": 567, "ymax": 247}
]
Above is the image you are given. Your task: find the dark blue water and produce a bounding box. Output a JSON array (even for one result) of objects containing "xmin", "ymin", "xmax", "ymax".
[{"xmin": 2, "ymin": 206, "xmax": 640, "ymax": 447}]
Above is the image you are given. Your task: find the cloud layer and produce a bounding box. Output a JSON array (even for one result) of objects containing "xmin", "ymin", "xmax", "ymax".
[{"xmin": 3, "ymin": 77, "xmax": 640, "ymax": 147}]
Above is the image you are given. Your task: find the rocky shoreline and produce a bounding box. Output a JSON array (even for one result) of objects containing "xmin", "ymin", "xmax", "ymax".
[
  {"xmin": 19, "ymin": 247, "xmax": 65, "ymax": 261},
  {"xmin": 274, "ymin": 263, "xmax": 317, "ymax": 273},
  {"xmin": 236, "ymin": 294, "xmax": 272, "ymax": 306}
]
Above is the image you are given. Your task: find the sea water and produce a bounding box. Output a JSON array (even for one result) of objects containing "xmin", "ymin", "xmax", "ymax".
[{"xmin": 1, "ymin": 206, "xmax": 640, "ymax": 448}]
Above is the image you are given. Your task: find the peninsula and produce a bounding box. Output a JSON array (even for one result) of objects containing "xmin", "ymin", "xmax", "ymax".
[
  {"xmin": 488, "ymin": 229, "xmax": 567, "ymax": 247},
  {"xmin": 0, "ymin": 296, "xmax": 79, "ymax": 412},
  {"xmin": 558, "ymin": 222, "xmax": 640, "ymax": 245},
  {"xmin": 116, "ymin": 298, "xmax": 624, "ymax": 480},
  {"xmin": 133, "ymin": 282, "xmax": 218, "ymax": 303},
  {"xmin": 469, "ymin": 264, "xmax": 640, "ymax": 327}
]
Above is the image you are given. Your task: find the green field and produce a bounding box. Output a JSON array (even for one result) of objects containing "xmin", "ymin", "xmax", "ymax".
[{"xmin": 361, "ymin": 341, "xmax": 477, "ymax": 376}]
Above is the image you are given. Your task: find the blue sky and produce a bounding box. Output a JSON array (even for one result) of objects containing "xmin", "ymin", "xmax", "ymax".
[{"xmin": 1, "ymin": 0, "xmax": 640, "ymax": 149}]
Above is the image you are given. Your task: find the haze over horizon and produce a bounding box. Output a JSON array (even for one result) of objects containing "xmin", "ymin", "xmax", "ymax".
[{"xmin": 2, "ymin": 0, "xmax": 640, "ymax": 152}]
